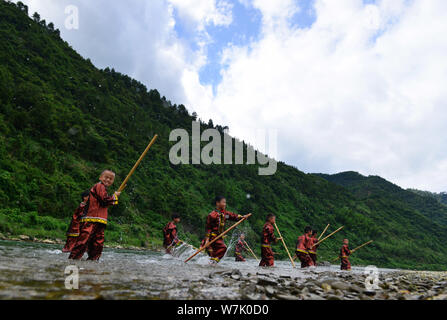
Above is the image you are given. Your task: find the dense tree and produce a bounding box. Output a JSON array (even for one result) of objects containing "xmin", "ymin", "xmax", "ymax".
[
  {"xmin": 32, "ymin": 12, "xmax": 40, "ymax": 22},
  {"xmin": 1, "ymin": 0, "xmax": 447, "ymax": 270}
]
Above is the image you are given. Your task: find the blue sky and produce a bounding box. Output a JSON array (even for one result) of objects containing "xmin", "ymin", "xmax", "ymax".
[
  {"xmin": 174, "ymin": 0, "xmax": 379, "ymax": 91},
  {"xmin": 173, "ymin": 0, "xmax": 320, "ymax": 90}
]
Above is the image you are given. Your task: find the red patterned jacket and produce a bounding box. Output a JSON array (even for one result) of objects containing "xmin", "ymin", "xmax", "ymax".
[
  {"xmin": 340, "ymin": 244, "xmax": 351, "ymax": 258},
  {"xmin": 261, "ymin": 222, "xmax": 276, "ymax": 247},
  {"xmin": 66, "ymin": 202, "xmax": 86, "ymax": 236},
  {"xmin": 308, "ymin": 236, "xmax": 319, "ymax": 254},
  {"xmin": 80, "ymin": 182, "xmax": 118, "ymax": 225},
  {"xmin": 205, "ymin": 209, "xmax": 242, "ymax": 238},
  {"xmin": 235, "ymin": 239, "xmax": 247, "ymax": 254},
  {"xmin": 296, "ymin": 234, "xmax": 313, "ymax": 254},
  {"xmin": 163, "ymin": 221, "xmax": 178, "ymax": 246}
]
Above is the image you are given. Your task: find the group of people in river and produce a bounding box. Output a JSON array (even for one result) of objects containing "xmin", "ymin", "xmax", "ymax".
[
  {"xmin": 162, "ymin": 196, "xmax": 352, "ymax": 271},
  {"xmin": 63, "ymin": 169, "xmax": 352, "ymax": 271}
]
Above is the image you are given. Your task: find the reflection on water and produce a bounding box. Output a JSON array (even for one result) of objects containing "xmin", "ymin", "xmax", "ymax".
[{"xmin": 0, "ymin": 240, "xmax": 393, "ymax": 300}]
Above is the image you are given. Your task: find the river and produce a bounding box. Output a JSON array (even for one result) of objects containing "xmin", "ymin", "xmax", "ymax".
[{"xmin": 1, "ymin": 240, "xmax": 446, "ymax": 300}]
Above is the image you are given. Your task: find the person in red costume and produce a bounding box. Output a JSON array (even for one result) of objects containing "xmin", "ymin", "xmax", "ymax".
[
  {"xmin": 234, "ymin": 234, "xmax": 248, "ymax": 262},
  {"xmin": 340, "ymin": 239, "xmax": 351, "ymax": 271},
  {"xmin": 69, "ymin": 170, "xmax": 120, "ymax": 261},
  {"xmin": 62, "ymin": 190, "xmax": 90, "ymax": 253},
  {"xmin": 308, "ymin": 230, "xmax": 319, "ymax": 266},
  {"xmin": 259, "ymin": 214, "xmax": 281, "ymax": 267},
  {"xmin": 201, "ymin": 196, "xmax": 250, "ymax": 264},
  {"xmin": 296, "ymin": 226, "xmax": 315, "ymax": 268},
  {"xmin": 163, "ymin": 213, "xmax": 181, "ymax": 254}
]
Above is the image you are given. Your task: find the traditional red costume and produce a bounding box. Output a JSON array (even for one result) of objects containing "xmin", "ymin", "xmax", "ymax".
[
  {"xmin": 259, "ymin": 222, "xmax": 277, "ymax": 267},
  {"xmin": 308, "ymin": 236, "xmax": 319, "ymax": 266},
  {"xmin": 234, "ymin": 239, "xmax": 247, "ymax": 262},
  {"xmin": 296, "ymin": 234, "xmax": 315, "ymax": 268},
  {"xmin": 62, "ymin": 202, "xmax": 86, "ymax": 252},
  {"xmin": 340, "ymin": 244, "xmax": 351, "ymax": 270},
  {"xmin": 163, "ymin": 221, "xmax": 179, "ymax": 254},
  {"xmin": 69, "ymin": 182, "xmax": 118, "ymax": 261},
  {"xmin": 203, "ymin": 209, "xmax": 242, "ymax": 263}
]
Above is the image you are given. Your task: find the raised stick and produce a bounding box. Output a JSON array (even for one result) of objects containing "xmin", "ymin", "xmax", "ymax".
[
  {"xmin": 274, "ymin": 223, "xmax": 296, "ymax": 268},
  {"xmin": 312, "ymin": 226, "xmax": 344, "ymax": 248},
  {"xmin": 243, "ymin": 240, "xmax": 259, "ymax": 261},
  {"xmin": 332, "ymin": 240, "xmax": 373, "ymax": 262},
  {"xmin": 117, "ymin": 134, "xmax": 158, "ymax": 192},
  {"xmin": 184, "ymin": 214, "xmax": 252, "ymax": 263},
  {"xmin": 318, "ymin": 224, "xmax": 330, "ymax": 241}
]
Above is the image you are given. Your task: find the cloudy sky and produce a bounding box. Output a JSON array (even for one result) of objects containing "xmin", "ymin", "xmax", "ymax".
[{"xmin": 16, "ymin": 0, "xmax": 447, "ymax": 192}]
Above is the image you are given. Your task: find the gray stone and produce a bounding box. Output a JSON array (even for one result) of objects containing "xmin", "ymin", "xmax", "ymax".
[
  {"xmin": 257, "ymin": 277, "xmax": 278, "ymax": 287},
  {"xmin": 331, "ymin": 281, "xmax": 351, "ymax": 291},
  {"xmin": 276, "ymin": 294, "xmax": 300, "ymax": 300},
  {"xmin": 265, "ymin": 286, "xmax": 276, "ymax": 296}
]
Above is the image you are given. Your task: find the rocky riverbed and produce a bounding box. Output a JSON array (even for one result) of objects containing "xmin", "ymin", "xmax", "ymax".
[
  {"xmin": 0, "ymin": 240, "xmax": 446, "ymax": 300},
  {"xmin": 209, "ymin": 268, "xmax": 447, "ymax": 300}
]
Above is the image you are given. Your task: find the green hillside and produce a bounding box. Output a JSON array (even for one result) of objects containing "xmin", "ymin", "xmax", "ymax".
[
  {"xmin": 1, "ymin": 1, "xmax": 446, "ymax": 270},
  {"xmin": 409, "ymin": 189, "xmax": 447, "ymax": 207},
  {"xmin": 316, "ymin": 171, "xmax": 447, "ymax": 226}
]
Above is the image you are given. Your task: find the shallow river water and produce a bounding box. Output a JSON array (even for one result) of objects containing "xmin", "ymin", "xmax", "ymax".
[{"xmin": 1, "ymin": 240, "xmax": 445, "ymax": 300}]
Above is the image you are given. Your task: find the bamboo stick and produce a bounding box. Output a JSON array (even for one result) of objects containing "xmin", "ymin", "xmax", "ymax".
[
  {"xmin": 184, "ymin": 214, "xmax": 252, "ymax": 263},
  {"xmin": 243, "ymin": 240, "xmax": 259, "ymax": 261},
  {"xmin": 312, "ymin": 226, "xmax": 344, "ymax": 248},
  {"xmin": 274, "ymin": 222, "xmax": 296, "ymax": 268},
  {"xmin": 318, "ymin": 224, "xmax": 330, "ymax": 241},
  {"xmin": 332, "ymin": 240, "xmax": 373, "ymax": 262},
  {"xmin": 117, "ymin": 134, "xmax": 158, "ymax": 192}
]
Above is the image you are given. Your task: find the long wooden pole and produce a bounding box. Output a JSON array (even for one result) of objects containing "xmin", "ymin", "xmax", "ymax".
[
  {"xmin": 312, "ymin": 226, "xmax": 344, "ymax": 248},
  {"xmin": 318, "ymin": 224, "xmax": 330, "ymax": 241},
  {"xmin": 332, "ymin": 240, "xmax": 373, "ymax": 262},
  {"xmin": 243, "ymin": 240, "xmax": 259, "ymax": 261},
  {"xmin": 274, "ymin": 223, "xmax": 296, "ymax": 268},
  {"xmin": 184, "ymin": 214, "xmax": 252, "ymax": 263},
  {"xmin": 117, "ymin": 134, "xmax": 158, "ymax": 192}
]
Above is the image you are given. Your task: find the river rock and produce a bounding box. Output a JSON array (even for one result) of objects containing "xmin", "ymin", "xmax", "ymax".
[
  {"xmin": 349, "ymin": 284, "xmax": 364, "ymax": 293},
  {"xmin": 326, "ymin": 294, "xmax": 342, "ymax": 300},
  {"xmin": 321, "ymin": 283, "xmax": 331, "ymax": 292},
  {"xmin": 19, "ymin": 235, "xmax": 30, "ymax": 241},
  {"xmin": 265, "ymin": 286, "xmax": 276, "ymax": 296},
  {"xmin": 306, "ymin": 293, "xmax": 325, "ymax": 300},
  {"xmin": 363, "ymin": 290, "xmax": 377, "ymax": 296},
  {"xmin": 276, "ymin": 294, "xmax": 300, "ymax": 300},
  {"xmin": 257, "ymin": 277, "xmax": 277, "ymax": 287},
  {"xmin": 331, "ymin": 281, "xmax": 351, "ymax": 291},
  {"xmin": 231, "ymin": 274, "xmax": 241, "ymax": 280}
]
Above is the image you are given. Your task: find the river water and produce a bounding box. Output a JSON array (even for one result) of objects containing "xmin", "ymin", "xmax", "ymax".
[{"xmin": 0, "ymin": 240, "xmax": 398, "ymax": 300}]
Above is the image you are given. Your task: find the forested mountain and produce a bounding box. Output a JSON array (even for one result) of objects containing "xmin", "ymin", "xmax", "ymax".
[
  {"xmin": 316, "ymin": 171, "xmax": 447, "ymax": 226},
  {"xmin": 408, "ymin": 189, "xmax": 447, "ymax": 207},
  {"xmin": 1, "ymin": 1, "xmax": 446, "ymax": 270}
]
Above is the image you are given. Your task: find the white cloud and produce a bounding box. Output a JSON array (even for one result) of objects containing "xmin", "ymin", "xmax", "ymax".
[
  {"xmin": 17, "ymin": 0, "xmax": 213, "ymax": 104},
  {"xmin": 252, "ymin": 0, "xmax": 299, "ymax": 30},
  {"xmin": 167, "ymin": 0, "xmax": 233, "ymax": 31},
  {"xmin": 185, "ymin": 0, "xmax": 447, "ymax": 192}
]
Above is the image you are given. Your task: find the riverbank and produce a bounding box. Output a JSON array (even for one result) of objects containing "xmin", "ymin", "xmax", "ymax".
[{"xmin": 0, "ymin": 232, "xmax": 162, "ymax": 252}]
